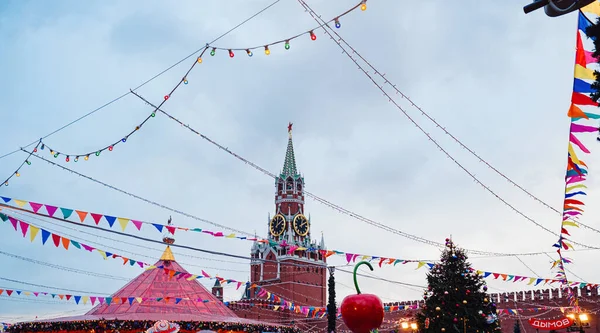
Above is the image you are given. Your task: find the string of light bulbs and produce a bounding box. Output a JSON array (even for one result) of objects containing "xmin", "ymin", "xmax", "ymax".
[
  {"xmin": 295, "ymin": 0, "xmax": 600, "ymax": 250},
  {"xmin": 206, "ymin": 0, "xmax": 367, "ymax": 58},
  {"xmin": 1, "ymin": 141, "xmax": 41, "ymax": 188},
  {"xmin": 1, "ymin": 0, "xmax": 369, "ymax": 187},
  {"xmin": 0, "ymin": 0, "xmax": 284, "ymax": 163},
  {"xmin": 130, "ymin": 92, "xmax": 599, "ymax": 256},
  {"xmin": 297, "ymin": 1, "xmax": 600, "ymax": 237}
]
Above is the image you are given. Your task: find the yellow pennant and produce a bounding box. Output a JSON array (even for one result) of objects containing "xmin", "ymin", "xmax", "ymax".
[
  {"xmin": 528, "ymin": 278, "xmax": 535, "ymax": 285},
  {"xmin": 583, "ymin": 1, "xmax": 600, "ymax": 15},
  {"xmin": 187, "ymin": 275, "xmax": 198, "ymax": 281},
  {"xmin": 226, "ymin": 233, "xmax": 236, "ymax": 238},
  {"xmin": 562, "ymin": 221, "xmax": 580, "ymax": 228},
  {"xmin": 566, "ymin": 184, "xmax": 587, "ymax": 192},
  {"xmin": 13, "ymin": 200, "xmax": 27, "ymax": 208},
  {"xmin": 574, "ymin": 64, "xmax": 595, "ymax": 80},
  {"xmin": 82, "ymin": 296, "xmax": 89, "ymax": 305},
  {"xmin": 568, "ymin": 143, "xmax": 582, "ymax": 165},
  {"xmin": 117, "ymin": 218, "xmax": 129, "ymax": 231},
  {"xmin": 416, "ymin": 261, "xmax": 426, "ymax": 270},
  {"xmin": 97, "ymin": 250, "xmax": 108, "ymax": 259},
  {"xmin": 136, "ymin": 297, "xmax": 143, "ymax": 303},
  {"xmin": 29, "ymin": 225, "xmax": 40, "ymax": 242}
]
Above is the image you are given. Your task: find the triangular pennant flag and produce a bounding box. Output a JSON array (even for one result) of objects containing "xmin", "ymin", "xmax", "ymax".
[
  {"xmin": 567, "ymin": 103, "xmax": 588, "ymax": 119},
  {"xmin": 74, "ymin": 296, "xmax": 81, "ymax": 304},
  {"xmin": 574, "ymin": 64, "xmax": 595, "ymax": 80},
  {"xmin": 29, "ymin": 225, "xmax": 40, "ymax": 242},
  {"xmin": 29, "ymin": 202, "xmax": 43, "ymax": 213},
  {"xmin": 60, "ymin": 208, "xmax": 73, "ymax": 219},
  {"xmin": 104, "ymin": 216, "xmax": 116, "ymax": 227},
  {"xmin": 572, "ymin": 92, "xmax": 599, "ymax": 106},
  {"xmin": 75, "ymin": 210, "xmax": 88, "ymax": 222},
  {"xmin": 41, "ymin": 229, "xmax": 50, "ymax": 245},
  {"xmin": 90, "ymin": 213, "xmax": 103, "ymax": 225},
  {"xmin": 61, "ymin": 237, "xmax": 70, "ymax": 250},
  {"xmin": 13, "ymin": 200, "xmax": 27, "ymax": 208},
  {"xmin": 152, "ymin": 224, "xmax": 164, "ymax": 232},
  {"xmin": 8, "ymin": 217, "xmax": 18, "ymax": 231},
  {"xmin": 45, "ymin": 205, "xmax": 58, "ymax": 217},
  {"xmin": 117, "ymin": 218, "xmax": 129, "ymax": 231},
  {"xmin": 131, "ymin": 220, "xmax": 143, "ymax": 230},
  {"xmin": 51, "ymin": 234, "xmax": 61, "ymax": 247},
  {"xmin": 19, "ymin": 221, "xmax": 29, "ymax": 238},
  {"xmin": 0, "ymin": 197, "xmax": 11, "ymax": 203}
]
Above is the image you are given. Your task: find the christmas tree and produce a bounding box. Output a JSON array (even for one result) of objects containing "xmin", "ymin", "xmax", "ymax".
[{"xmin": 416, "ymin": 238, "xmax": 500, "ymax": 333}]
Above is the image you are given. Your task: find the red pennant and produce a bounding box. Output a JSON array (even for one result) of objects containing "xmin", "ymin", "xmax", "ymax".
[
  {"xmin": 572, "ymin": 92, "xmax": 599, "ymax": 106},
  {"xmin": 90, "ymin": 213, "xmax": 103, "ymax": 225},
  {"xmin": 51, "ymin": 234, "xmax": 61, "ymax": 247}
]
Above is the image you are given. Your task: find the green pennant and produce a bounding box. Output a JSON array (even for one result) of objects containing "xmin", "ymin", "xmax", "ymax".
[
  {"xmin": 0, "ymin": 213, "xmax": 7, "ymax": 222},
  {"xmin": 60, "ymin": 208, "xmax": 73, "ymax": 219}
]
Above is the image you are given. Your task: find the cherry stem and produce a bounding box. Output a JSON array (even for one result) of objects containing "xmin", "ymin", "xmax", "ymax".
[{"xmin": 353, "ymin": 261, "xmax": 373, "ymax": 294}]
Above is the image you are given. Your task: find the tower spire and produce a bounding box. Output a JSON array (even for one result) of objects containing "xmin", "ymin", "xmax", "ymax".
[{"xmin": 282, "ymin": 122, "xmax": 298, "ymax": 177}]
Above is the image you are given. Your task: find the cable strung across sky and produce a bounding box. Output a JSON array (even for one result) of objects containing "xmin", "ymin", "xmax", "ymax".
[
  {"xmin": 295, "ymin": 0, "xmax": 600, "ymax": 247},
  {"xmin": 130, "ymin": 92, "xmax": 600, "ymax": 256},
  {"xmin": 0, "ymin": 0, "xmax": 284, "ymax": 162}
]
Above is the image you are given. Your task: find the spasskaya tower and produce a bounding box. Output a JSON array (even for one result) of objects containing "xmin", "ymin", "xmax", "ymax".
[{"xmin": 248, "ymin": 123, "xmax": 327, "ymax": 307}]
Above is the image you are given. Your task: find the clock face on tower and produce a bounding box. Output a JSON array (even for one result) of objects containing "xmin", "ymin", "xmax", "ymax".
[
  {"xmin": 293, "ymin": 214, "xmax": 309, "ymax": 236},
  {"xmin": 269, "ymin": 214, "xmax": 286, "ymax": 237}
]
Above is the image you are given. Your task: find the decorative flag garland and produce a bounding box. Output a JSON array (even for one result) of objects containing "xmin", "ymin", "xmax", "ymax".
[
  {"xmin": 0, "ymin": 211, "xmax": 246, "ymax": 290},
  {"xmin": 0, "ymin": 0, "xmax": 369, "ymax": 189},
  {"xmin": 551, "ymin": 6, "xmax": 600, "ymax": 310},
  {"xmin": 0, "ymin": 197, "xmax": 573, "ymax": 282},
  {"xmin": 1, "ymin": 208, "xmax": 597, "ymax": 291}
]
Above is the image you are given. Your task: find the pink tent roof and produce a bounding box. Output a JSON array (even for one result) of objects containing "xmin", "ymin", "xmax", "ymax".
[{"xmin": 35, "ymin": 247, "xmax": 274, "ymax": 326}]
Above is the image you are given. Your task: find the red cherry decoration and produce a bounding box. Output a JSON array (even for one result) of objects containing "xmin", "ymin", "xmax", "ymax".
[{"xmin": 340, "ymin": 261, "xmax": 384, "ymax": 333}]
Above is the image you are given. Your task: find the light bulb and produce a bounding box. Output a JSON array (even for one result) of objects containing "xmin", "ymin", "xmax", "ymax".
[
  {"xmin": 74, "ymin": 156, "xmax": 79, "ymax": 162},
  {"xmin": 151, "ymin": 112, "xmax": 156, "ymax": 117},
  {"xmin": 246, "ymin": 49, "xmax": 253, "ymax": 57},
  {"xmin": 65, "ymin": 156, "xmax": 70, "ymax": 162},
  {"xmin": 285, "ymin": 40, "xmax": 290, "ymax": 50},
  {"xmin": 95, "ymin": 151, "xmax": 101, "ymax": 156},
  {"xmin": 264, "ymin": 46, "xmax": 270, "ymax": 55},
  {"xmin": 334, "ymin": 19, "xmax": 341, "ymax": 28},
  {"xmin": 50, "ymin": 150, "xmax": 54, "ymax": 155},
  {"xmin": 84, "ymin": 155, "xmax": 89, "ymax": 161},
  {"xmin": 53, "ymin": 153, "xmax": 59, "ymax": 158},
  {"xmin": 15, "ymin": 172, "xmax": 20, "ymax": 177},
  {"xmin": 4, "ymin": 181, "xmax": 8, "ymax": 186},
  {"xmin": 210, "ymin": 48, "xmax": 216, "ymax": 56},
  {"xmin": 183, "ymin": 78, "xmax": 188, "ymax": 84},
  {"xmin": 41, "ymin": 144, "xmax": 45, "ymax": 150},
  {"xmin": 26, "ymin": 160, "xmax": 31, "ymax": 165},
  {"xmin": 197, "ymin": 57, "xmax": 202, "ymax": 63},
  {"xmin": 229, "ymin": 49, "xmax": 234, "ymax": 58},
  {"xmin": 108, "ymin": 146, "xmax": 114, "ymax": 151},
  {"xmin": 360, "ymin": 1, "xmax": 366, "ymax": 11},
  {"xmin": 310, "ymin": 31, "xmax": 316, "ymax": 40},
  {"xmin": 33, "ymin": 148, "xmax": 37, "ymax": 153},
  {"xmin": 164, "ymin": 95, "xmax": 169, "ymax": 100},
  {"xmin": 122, "ymin": 138, "xmax": 127, "ymax": 143}
]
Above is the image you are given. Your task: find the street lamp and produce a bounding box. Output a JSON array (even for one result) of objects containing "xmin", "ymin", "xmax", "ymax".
[
  {"xmin": 400, "ymin": 320, "xmax": 418, "ymax": 332},
  {"xmin": 566, "ymin": 313, "xmax": 590, "ymax": 332},
  {"xmin": 523, "ymin": 0, "xmax": 595, "ymax": 16}
]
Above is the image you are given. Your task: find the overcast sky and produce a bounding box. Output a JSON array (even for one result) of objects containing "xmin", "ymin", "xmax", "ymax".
[{"xmin": 0, "ymin": 0, "xmax": 597, "ymax": 322}]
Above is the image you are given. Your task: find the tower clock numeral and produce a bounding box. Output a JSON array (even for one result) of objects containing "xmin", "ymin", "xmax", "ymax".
[
  {"xmin": 270, "ymin": 214, "xmax": 286, "ymax": 237},
  {"xmin": 293, "ymin": 214, "xmax": 309, "ymax": 236}
]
